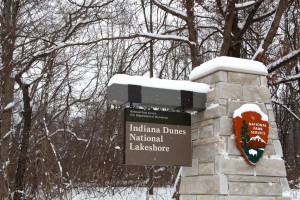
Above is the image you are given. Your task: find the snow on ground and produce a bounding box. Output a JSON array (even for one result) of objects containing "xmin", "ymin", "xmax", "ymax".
[
  {"xmin": 45, "ymin": 187, "xmax": 300, "ymax": 200},
  {"xmin": 52, "ymin": 187, "xmax": 173, "ymax": 200},
  {"xmin": 291, "ymin": 190, "xmax": 300, "ymax": 200}
]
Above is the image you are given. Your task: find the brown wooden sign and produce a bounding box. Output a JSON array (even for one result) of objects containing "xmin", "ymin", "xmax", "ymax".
[
  {"xmin": 124, "ymin": 108, "xmax": 191, "ymax": 166},
  {"xmin": 233, "ymin": 104, "xmax": 269, "ymax": 166}
]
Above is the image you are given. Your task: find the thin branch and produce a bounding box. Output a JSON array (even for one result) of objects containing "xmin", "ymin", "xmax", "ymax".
[
  {"xmin": 152, "ymin": 0, "xmax": 187, "ymax": 20},
  {"xmin": 267, "ymin": 48, "xmax": 300, "ymax": 73},
  {"xmin": 272, "ymin": 100, "xmax": 300, "ymax": 122}
]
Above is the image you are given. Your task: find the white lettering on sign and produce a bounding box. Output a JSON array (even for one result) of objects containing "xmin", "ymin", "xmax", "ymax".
[
  {"xmin": 129, "ymin": 143, "xmax": 170, "ymax": 152},
  {"xmin": 130, "ymin": 124, "xmax": 160, "ymax": 133},
  {"xmin": 130, "ymin": 133, "xmax": 163, "ymax": 143},
  {"xmin": 248, "ymin": 122, "xmax": 267, "ymax": 127},
  {"xmin": 163, "ymin": 127, "xmax": 186, "ymax": 135}
]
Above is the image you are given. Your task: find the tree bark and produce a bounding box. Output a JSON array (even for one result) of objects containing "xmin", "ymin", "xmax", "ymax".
[
  {"xmin": 0, "ymin": 0, "xmax": 19, "ymax": 197},
  {"xmin": 220, "ymin": 0, "xmax": 237, "ymax": 56},
  {"xmin": 13, "ymin": 76, "xmax": 32, "ymax": 200},
  {"xmin": 253, "ymin": 0, "xmax": 288, "ymax": 61},
  {"xmin": 185, "ymin": 0, "xmax": 201, "ymax": 69}
]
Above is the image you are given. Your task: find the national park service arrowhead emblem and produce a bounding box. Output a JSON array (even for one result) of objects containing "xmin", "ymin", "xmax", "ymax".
[{"xmin": 233, "ymin": 104, "xmax": 269, "ymax": 166}]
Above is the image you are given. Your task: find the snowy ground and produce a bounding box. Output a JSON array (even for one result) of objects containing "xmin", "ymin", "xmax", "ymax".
[
  {"xmin": 51, "ymin": 187, "xmax": 173, "ymax": 200},
  {"xmin": 291, "ymin": 190, "xmax": 300, "ymax": 200},
  {"xmin": 46, "ymin": 188, "xmax": 300, "ymax": 200}
]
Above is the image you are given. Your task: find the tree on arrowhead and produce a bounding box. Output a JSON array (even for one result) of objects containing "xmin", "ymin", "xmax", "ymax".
[{"xmin": 240, "ymin": 120, "xmax": 250, "ymax": 146}]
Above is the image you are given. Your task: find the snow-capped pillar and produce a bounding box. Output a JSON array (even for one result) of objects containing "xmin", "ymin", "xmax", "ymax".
[{"xmin": 178, "ymin": 57, "xmax": 291, "ymax": 200}]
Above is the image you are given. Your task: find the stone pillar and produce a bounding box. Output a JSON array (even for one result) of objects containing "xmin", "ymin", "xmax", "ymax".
[{"xmin": 179, "ymin": 57, "xmax": 291, "ymax": 200}]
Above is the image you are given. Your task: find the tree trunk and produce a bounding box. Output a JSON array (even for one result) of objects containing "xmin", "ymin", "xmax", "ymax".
[
  {"xmin": 13, "ymin": 77, "xmax": 32, "ymax": 200},
  {"xmin": 0, "ymin": 0, "xmax": 19, "ymax": 197},
  {"xmin": 185, "ymin": 0, "xmax": 201, "ymax": 69},
  {"xmin": 253, "ymin": 0, "xmax": 288, "ymax": 61},
  {"xmin": 220, "ymin": 0, "xmax": 237, "ymax": 56}
]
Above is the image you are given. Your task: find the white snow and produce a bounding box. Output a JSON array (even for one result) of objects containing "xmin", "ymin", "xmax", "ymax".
[
  {"xmin": 140, "ymin": 32, "xmax": 191, "ymax": 44},
  {"xmin": 206, "ymin": 103, "xmax": 219, "ymax": 110},
  {"xmin": 233, "ymin": 103, "xmax": 268, "ymax": 121},
  {"xmin": 270, "ymin": 154, "xmax": 283, "ymax": 160},
  {"xmin": 250, "ymin": 135, "xmax": 266, "ymax": 144},
  {"xmin": 235, "ymin": 1, "xmax": 256, "ymax": 8},
  {"xmin": 189, "ymin": 56, "xmax": 267, "ymax": 81},
  {"xmin": 171, "ymin": 167, "xmax": 182, "ymax": 198},
  {"xmin": 3, "ymin": 102, "xmax": 15, "ymax": 111},
  {"xmin": 108, "ymin": 74, "xmax": 210, "ymax": 93},
  {"xmin": 290, "ymin": 190, "xmax": 300, "ymax": 200},
  {"xmin": 152, "ymin": 0, "xmax": 187, "ymax": 18},
  {"xmin": 249, "ymin": 149, "xmax": 257, "ymax": 156},
  {"xmin": 267, "ymin": 48, "xmax": 300, "ymax": 73},
  {"xmin": 43, "ymin": 187, "xmax": 173, "ymax": 200}
]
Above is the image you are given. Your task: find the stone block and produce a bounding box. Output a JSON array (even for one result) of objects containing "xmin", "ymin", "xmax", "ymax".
[
  {"xmin": 199, "ymin": 155, "xmax": 215, "ymax": 163},
  {"xmin": 260, "ymin": 76, "xmax": 268, "ymax": 86},
  {"xmin": 269, "ymin": 122, "xmax": 278, "ymax": 128},
  {"xmin": 216, "ymin": 155, "xmax": 255, "ymax": 176},
  {"xmin": 218, "ymin": 99, "xmax": 227, "ymax": 106},
  {"xmin": 196, "ymin": 105, "xmax": 227, "ymax": 120},
  {"xmin": 207, "ymin": 88, "xmax": 216, "ymax": 103},
  {"xmin": 227, "ymin": 137, "xmax": 241, "ymax": 155},
  {"xmin": 196, "ymin": 71, "xmax": 228, "ymax": 85},
  {"xmin": 214, "ymin": 117, "xmax": 233, "ymax": 136},
  {"xmin": 218, "ymin": 197, "xmax": 276, "ymax": 200},
  {"xmin": 216, "ymin": 82, "xmax": 243, "ymax": 100},
  {"xmin": 180, "ymin": 195, "xmax": 197, "ymax": 200},
  {"xmin": 197, "ymin": 125, "xmax": 214, "ymax": 139},
  {"xmin": 273, "ymin": 140, "xmax": 283, "ymax": 157},
  {"xmin": 199, "ymin": 162, "xmax": 215, "ymax": 175},
  {"xmin": 276, "ymin": 197, "xmax": 292, "ymax": 200},
  {"xmin": 269, "ymin": 127, "xmax": 279, "ymax": 140},
  {"xmin": 243, "ymin": 85, "xmax": 272, "ymax": 103},
  {"xmin": 182, "ymin": 158, "xmax": 199, "ymax": 176},
  {"xmin": 228, "ymin": 182, "xmax": 282, "ymax": 196},
  {"xmin": 264, "ymin": 144, "xmax": 276, "ymax": 156},
  {"xmin": 192, "ymin": 118, "xmax": 214, "ymax": 127},
  {"xmin": 193, "ymin": 136, "xmax": 224, "ymax": 146},
  {"xmin": 228, "ymin": 72, "xmax": 260, "ymax": 85},
  {"xmin": 193, "ymin": 142, "xmax": 226, "ymax": 159},
  {"xmin": 266, "ymin": 103, "xmax": 273, "ymax": 110},
  {"xmin": 280, "ymin": 178, "xmax": 291, "ymax": 196},
  {"xmin": 228, "ymin": 175, "xmax": 280, "ymax": 183},
  {"xmin": 197, "ymin": 195, "xmax": 216, "ymax": 200},
  {"xmin": 255, "ymin": 158, "xmax": 287, "ymax": 177},
  {"xmin": 227, "ymin": 101, "xmax": 267, "ymax": 118},
  {"xmin": 268, "ymin": 109, "xmax": 276, "ymax": 122},
  {"xmin": 179, "ymin": 175, "xmax": 228, "ymax": 195},
  {"xmin": 192, "ymin": 129, "xmax": 199, "ymax": 141}
]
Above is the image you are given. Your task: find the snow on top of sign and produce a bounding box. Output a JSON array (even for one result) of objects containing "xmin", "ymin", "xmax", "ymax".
[
  {"xmin": 233, "ymin": 103, "xmax": 268, "ymax": 121},
  {"xmin": 108, "ymin": 74, "xmax": 210, "ymax": 93},
  {"xmin": 189, "ymin": 56, "xmax": 268, "ymax": 81}
]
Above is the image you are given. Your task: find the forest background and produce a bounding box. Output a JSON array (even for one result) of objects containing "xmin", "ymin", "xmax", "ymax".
[{"xmin": 0, "ymin": 0, "xmax": 300, "ymax": 199}]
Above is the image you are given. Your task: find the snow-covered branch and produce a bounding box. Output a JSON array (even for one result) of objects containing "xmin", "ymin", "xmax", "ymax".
[
  {"xmin": 272, "ymin": 100, "xmax": 300, "ymax": 122},
  {"xmin": 49, "ymin": 129, "xmax": 88, "ymax": 142},
  {"xmin": 43, "ymin": 120, "xmax": 64, "ymax": 179},
  {"xmin": 252, "ymin": 0, "xmax": 288, "ymax": 61},
  {"xmin": 235, "ymin": 1, "xmax": 258, "ymax": 9},
  {"xmin": 152, "ymin": 0, "xmax": 187, "ymax": 20},
  {"xmin": 30, "ymin": 32, "xmax": 192, "ymax": 60},
  {"xmin": 267, "ymin": 48, "xmax": 300, "ymax": 73},
  {"xmin": 270, "ymin": 74, "xmax": 300, "ymax": 85}
]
